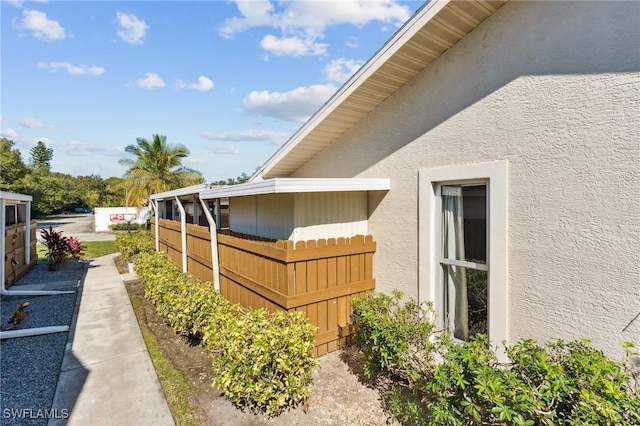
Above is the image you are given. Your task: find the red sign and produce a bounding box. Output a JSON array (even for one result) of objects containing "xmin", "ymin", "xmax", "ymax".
[{"xmin": 110, "ymin": 213, "xmax": 137, "ymax": 222}]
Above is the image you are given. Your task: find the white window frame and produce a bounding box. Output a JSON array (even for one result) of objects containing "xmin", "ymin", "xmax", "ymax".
[{"xmin": 419, "ymin": 160, "xmax": 508, "ymax": 362}]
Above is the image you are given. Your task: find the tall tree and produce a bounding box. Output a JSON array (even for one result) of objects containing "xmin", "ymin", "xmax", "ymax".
[
  {"xmin": 0, "ymin": 138, "xmax": 28, "ymax": 192},
  {"xmin": 119, "ymin": 134, "xmax": 203, "ymax": 207},
  {"xmin": 29, "ymin": 141, "xmax": 54, "ymax": 173}
]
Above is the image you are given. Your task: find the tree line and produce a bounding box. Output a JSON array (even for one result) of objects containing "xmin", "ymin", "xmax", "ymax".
[{"xmin": 1, "ymin": 135, "xmax": 255, "ymax": 217}]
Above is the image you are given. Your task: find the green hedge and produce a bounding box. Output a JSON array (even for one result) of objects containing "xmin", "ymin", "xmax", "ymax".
[
  {"xmin": 115, "ymin": 231, "xmax": 155, "ymax": 260},
  {"xmin": 351, "ymin": 292, "xmax": 640, "ymax": 425},
  {"xmin": 132, "ymin": 250, "xmax": 317, "ymax": 415},
  {"xmin": 109, "ymin": 222, "xmax": 147, "ymax": 231}
]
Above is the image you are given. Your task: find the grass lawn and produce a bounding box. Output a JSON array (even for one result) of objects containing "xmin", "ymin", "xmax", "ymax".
[{"xmin": 37, "ymin": 240, "xmax": 119, "ymax": 260}]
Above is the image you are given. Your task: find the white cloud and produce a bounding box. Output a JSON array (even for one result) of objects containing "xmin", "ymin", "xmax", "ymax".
[
  {"xmin": 175, "ymin": 76, "xmax": 214, "ymax": 91},
  {"xmin": 57, "ymin": 140, "xmax": 124, "ymax": 157},
  {"xmin": 345, "ymin": 36, "xmax": 359, "ymax": 48},
  {"xmin": 37, "ymin": 61, "xmax": 105, "ymax": 76},
  {"xmin": 0, "ymin": 128, "xmax": 18, "ymax": 138},
  {"xmin": 243, "ymin": 84, "xmax": 337, "ymax": 122},
  {"xmin": 219, "ymin": 0, "xmax": 411, "ymax": 56},
  {"xmin": 214, "ymin": 144, "xmax": 241, "ymax": 155},
  {"xmin": 19, "ymin": 9, "xmax": 65, "ymax": 41},
  {"xmin": 260, "ymin": 34, "xmax": 327, "ymax": 57},
  {"xmin": 20, "ymin": 116, "xmax": 45, "ymax": 128},
  {"xmin": 133, "ymin": 73, "xmax": 165, "ymax": 89},
  {"xmin": 116, "ymin": 12, "xmax": 148, "ymax": 45},
  {"xmin": 324, "ymin": 58, "xmax": 364, "ymax": 83},
  {"xmin": 219, "ymin": 0, "xmax": 277, "ymax": 37},
  {"xmin": 201, "ymin": 129, "xmax": 289, "ymax": 145}
]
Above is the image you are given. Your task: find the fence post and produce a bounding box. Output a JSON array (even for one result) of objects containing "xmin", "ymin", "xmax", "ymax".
[
  {"xmin": 199, "ymin": 197, "xmax": 221, "ymax": 291},
  {"xmin": 175, "ymin": 197, "xmax": 188, "ymax": 273}
]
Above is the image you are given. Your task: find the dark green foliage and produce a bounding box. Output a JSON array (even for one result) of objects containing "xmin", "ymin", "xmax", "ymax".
[
  {"xmin": 131, "ymin": 250, "xmax": 317, "ymax": 415},
  {"xmin": 29, "ymin": 141, "xmax": 53, "ymax": 172},
  {"xmin": 350, "ymin": 294, "xmax": 640, "ymax": 426},
  {"xmin": 0, "ymin": 138, "xmax": 28, "ymax": 192}
]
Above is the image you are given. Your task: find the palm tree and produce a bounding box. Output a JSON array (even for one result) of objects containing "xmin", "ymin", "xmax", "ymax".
[{"xmin": 119, "ymin": 134, "xmax": 204, "ymax": 207}]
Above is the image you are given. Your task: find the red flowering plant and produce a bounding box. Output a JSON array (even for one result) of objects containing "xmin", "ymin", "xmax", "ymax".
[
  {"xmin": 40, "ymin": 226, "xmax": 70, "ymax": 270},
  {"xmin": 67, "ymin": 236, "xmax": 85, "ymax": 260}
]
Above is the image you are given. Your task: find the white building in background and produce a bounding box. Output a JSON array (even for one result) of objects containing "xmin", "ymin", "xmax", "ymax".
[{"xmin": 94, "ymin": 206, "xmax": 149, "ymax": 232}]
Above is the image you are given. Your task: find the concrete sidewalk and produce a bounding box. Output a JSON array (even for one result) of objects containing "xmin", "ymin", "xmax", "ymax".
[{"xmin": 49, "ymin": 253, "xmax": 174, "ymax": 426}]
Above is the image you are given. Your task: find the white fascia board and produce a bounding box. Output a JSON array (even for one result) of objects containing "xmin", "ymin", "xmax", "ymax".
[
  {"xmin": 200, "ymin": 178, "xmax": 391, "ymax": 199},
  {"xmin": 253, "ymin": 0, "xmax": 450, "ymax": 180},
  {"xmin": 150, "ymin": 184, "xmax": 212, "ymax": 201},
  {"xmin": 0, "ymin": 191, "xmax": 32, "ymax": 203}
]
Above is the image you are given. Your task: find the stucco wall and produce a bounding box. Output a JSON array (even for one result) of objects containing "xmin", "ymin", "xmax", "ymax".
[{"xmin": 292, "ymin": 1, "xmax": 640, "ymax": 358}]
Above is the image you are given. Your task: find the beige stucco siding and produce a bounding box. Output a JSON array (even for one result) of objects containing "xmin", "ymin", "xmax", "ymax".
[{"xmin": 292, "ymin": 1, "xmax": 640, "ymax": 357}]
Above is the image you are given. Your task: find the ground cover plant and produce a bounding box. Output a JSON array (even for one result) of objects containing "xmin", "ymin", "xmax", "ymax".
[
  {"xmin": 118, "ymin": 233, "xmax": 317, "ymax": 416},
  {"xmin": 351, "ymin": 292, "xmax": 640, "ymax": 426}
]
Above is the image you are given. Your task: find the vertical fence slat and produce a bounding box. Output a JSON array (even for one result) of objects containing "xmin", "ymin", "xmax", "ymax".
[{"xmin": 158, "ymin": 226, "xmax": 375, "ymax": 356}]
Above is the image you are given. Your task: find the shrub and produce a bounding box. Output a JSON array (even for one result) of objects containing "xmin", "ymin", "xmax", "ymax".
[
  {"xmin": 351, "ymin": 290, "xmax": 436, "ymax": 381},
  {"xmin": 133, "ymin": 250, "xmax": 318, "ymax": 415},
  {"xmin": 350, "ymin": 294, "xmax": 640, "ymax": 426},
  {"xmin": 67, "ymin": 236, "xmax": 85, "ymax": 259},
  {"xmin": 204, "ymin": 308, "xmax": 317, "ymax": 415},
  {"xmin": 109, "ymin": 222, "xmax": 146, "ymax": 231},
  {"xmin": 423, "ymin": 337, "xmax": 640, "ymax": 426},
  {"xmin": 40, "ymin": 226, "xmax": 71, "ymax": 270},
  {"xmin": 115, "ymin": 231, "xmax": 154, "ymax": 260}
]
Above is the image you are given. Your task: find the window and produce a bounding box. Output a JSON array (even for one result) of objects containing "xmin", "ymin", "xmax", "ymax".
[
  {"xmin": 419, "ymin": 160, "xmax": 508, "ymax": 360},
  {"xmin": 441, "ymin": 184, "xmax": 487, "ymax": 341}
]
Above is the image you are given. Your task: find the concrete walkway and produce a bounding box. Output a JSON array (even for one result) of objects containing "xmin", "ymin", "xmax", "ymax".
[{"xmin": 49, "ymin": 253, "xmax": 174, "ymax": 426}]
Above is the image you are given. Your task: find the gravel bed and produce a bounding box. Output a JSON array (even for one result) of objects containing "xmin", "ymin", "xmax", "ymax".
[{"xmin": 1, "ymin": 260, "xmax": 88, "ymax": 425}]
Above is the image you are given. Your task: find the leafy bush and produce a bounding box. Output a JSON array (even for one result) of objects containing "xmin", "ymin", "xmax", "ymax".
[
  {"xmin": 350, "ymin": 294, "xmax": 640, "ymax": 426},
  {"xmin": 204, "ymin": 309, "xmax": 317, "ymax": 415},
  {"xmin": 133, "ymin": 250, "xmax": 318, "ymax": 415},
  {"xmin": 421, "ymin": 337, "xmax": 640, "ymax": 426},
  {"xmin": 109, "ymin": 222, "xmax": 147, "ymax": 231},
  {"xmin": 115, "ymin": 231, "xmax": 154, "ymax": 260},
  {"xmin": 351, "ymin": 290, "xmax": 436, "ymax": 381}
]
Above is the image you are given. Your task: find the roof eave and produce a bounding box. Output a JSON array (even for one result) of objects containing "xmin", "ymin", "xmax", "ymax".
[{"xmin": 200, "ymin": 178, "xmax": 390, "ymax": 199}]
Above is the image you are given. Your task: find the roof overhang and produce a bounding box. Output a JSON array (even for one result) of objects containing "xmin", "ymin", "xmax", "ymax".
[
  {"xmin": 0, "ymin": 191, "xmax": 33, "ymax": 203},
  {"xmin": 150, "ymin": 184, "xmax": 213, "ymax": 201},
  {"xmin": 254, "ymin": 0, "xmax": 507, "ymax": 179},
  {"xmin": 199, "ymin": 178, "xmax": 390, "ymax": 200}
]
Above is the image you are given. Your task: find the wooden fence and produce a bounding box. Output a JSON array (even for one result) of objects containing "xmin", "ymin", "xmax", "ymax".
[
  {"xmin": 4, "ymin": 220, "xmax": 37, "ymax": 288},
  {"xmin": 151, "ymin": 218, "xmax": 376, "ymax": 356}
]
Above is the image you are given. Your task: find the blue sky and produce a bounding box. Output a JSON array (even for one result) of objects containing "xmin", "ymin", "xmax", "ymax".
[{"xmin": 1, "ymin": 0, "xmax": 423, "ymax": 182}]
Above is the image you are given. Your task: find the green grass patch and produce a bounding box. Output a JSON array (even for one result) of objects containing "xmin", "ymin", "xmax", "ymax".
[
  {"xmin": 126, "ymin": 282, "xmax": 200, "ymax": 426},
  {"xmin": 37, "ymin": 240, "xmax": 119, "ymax": 260},
  {"xmin": 81, "ymin": 240, "xmax": 118, "ymax": 259}
]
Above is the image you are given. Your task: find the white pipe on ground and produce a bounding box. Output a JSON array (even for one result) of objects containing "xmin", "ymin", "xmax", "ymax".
[
  {"xmin": 0, "ymin": 325, "xmax": 69, "ymax": 340},
  {"xmin": 199, "ymin": 197, "xmax": 220, "ymax": 292}
]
